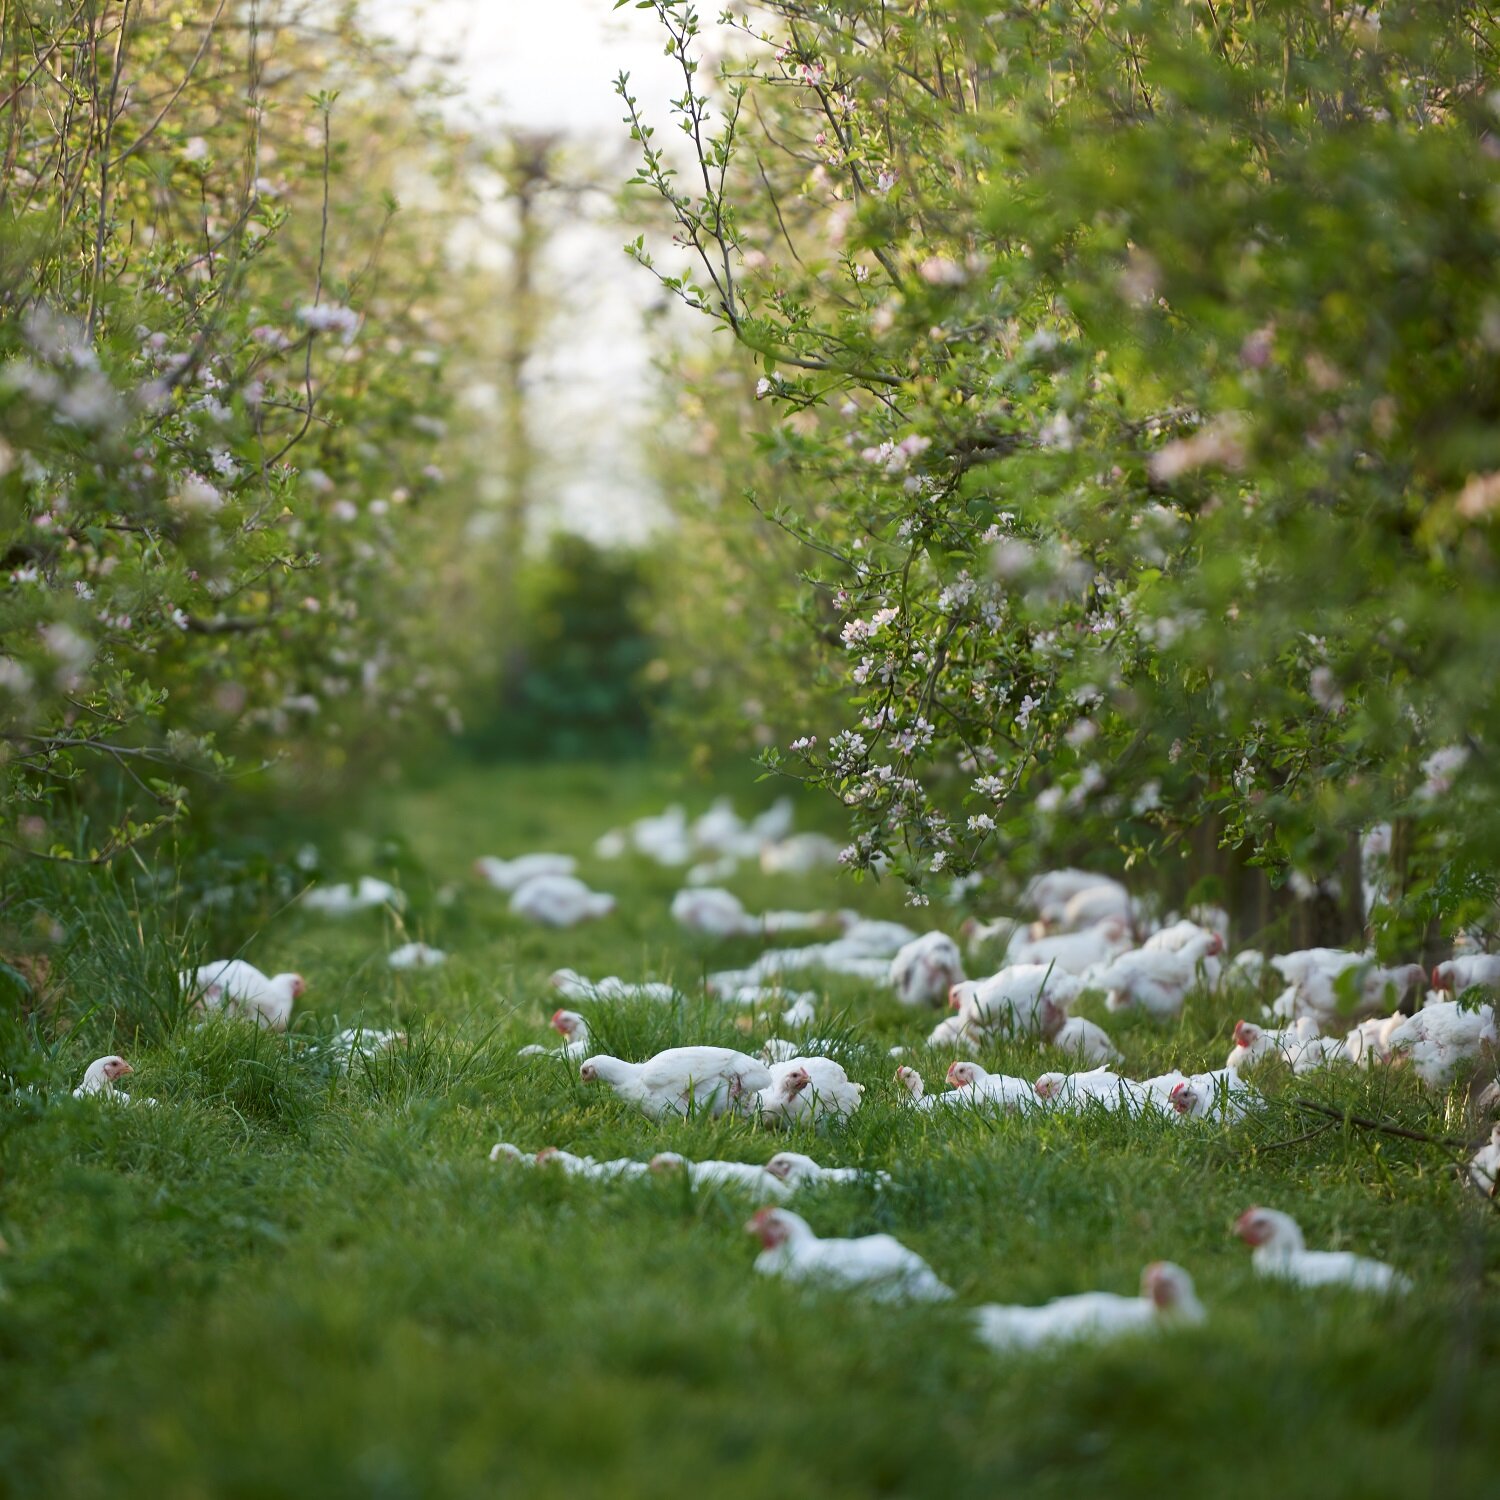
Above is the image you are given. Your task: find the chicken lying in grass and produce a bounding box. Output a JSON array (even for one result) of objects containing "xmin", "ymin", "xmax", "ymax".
[
  {"xmin": 1093, "ymin": 931, "xmax": 1222, "ymax": 1020},
  {"xmin": 388, "ymin": 942, "xmax": 445, "ymax": 970},
  {"xmin": 1234, "ymin": 1207, "xmax": 1411, "ymax": 1294},
  {"xmin": 489, "ymin": 1143, "xmax": 651, "ymax": 1181},
  {"xmin": 895, "ymin": 1062, "xmax": 1035, "ymax": 1114},
  {"xmin": 1226, "ymin": 1018, "xmax": 1345, "ymax": 1075},
  {"xmin": 948, "ymin": 964, "xmax": 1084, "ymax": 1043},
  {"xmin": 649, "ymin": 1153, "xmax": 790, "ymax": 1197},
  {"xmin": 1033, "ymin": 1067, "xmax": 1143, "ymax": 1113},
  {"xmin": 1268, "ymin": 950, "xmax": 1426, "ymax": 1026},
  {"xmin": 1432, "ymin": 955, "xmax": 1500, "ymax": 993},
  {"xmin": 763, "ymin": 1151, "xmax": 892, "ymax": 1190},
  {"xmin": 311, "ymin": 1027, "xmax": 405, "ymax": 1070},
  {"xmin": 1050, "ymin": 1015, "xmax": 1123, "ymax": 1067},
  {"xmin": 889, "ymin": 930, "xmax": 965, "ymax": 1008},
  {"xmin": 751, "ymin": 1057, "xmax": 864, "ymax": 1128},
  {"xmin": 1023, "ymin": 870, "xmax": 1132, "ymax": 932},
  {"xmin": 1003, "ymin": 916, "xmax": 1133, "ymax": 977},
  {"xmin": 745, "ymin": 1207, "xmax": 953, "ymax": 1301},
  {"xmin": 706, "ymin": 919, "xmax": 918, "ymax": 995},
  {"xmin": 1383, "ymin": 1000, "xmax": 1497, "ymax": 1088},
  {"xmin": 548, "ymin": 969, "xmax": 678, "ymax": 1004},
  {"xmin": 1167, "ymin": 1066, "xmax": 1258, "ymax": 1122},
  {"xmin": 474, "ymin": 852, "xmax": 576, "ymax": 891},
  {"xmin": 510, "ymin": 874, "xmax": 616, "ymax": 927},
  {"xmin": 301, "ymin": 876, "xmax": 404, "ymax": 914},
  {"xmin": 972, "ymin": 1262, "xmax": 1204, "ymax": 1352},
  {"xmin": 1342, "ymin": 1012, "xmax": 1411, "ymax": 1067},
  {"xmin": 671, "ymin": 886, "xmax": 835, "ymax": 940},
  {"xmin": 579, "ymin": 1046, "xmax": 772, "ymax": 1119},
  {"xmin": 517, "ymin": 1009, "xmax": 591, "ymax": 1060},
  {"xmin": 181, "ymin": 959, "xmax": 304, "ymax": 1031},
  {"xmin": 73, "ymin": 1055, "xmax": 156, "ymax": 1106}
]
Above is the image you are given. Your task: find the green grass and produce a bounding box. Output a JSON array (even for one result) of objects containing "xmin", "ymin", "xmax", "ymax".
[{"xmin": 1, "ymin": 760, "xmax": 1496, "ymax": 1499}]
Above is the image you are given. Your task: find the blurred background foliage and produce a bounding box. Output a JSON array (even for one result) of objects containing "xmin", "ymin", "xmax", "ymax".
[{"xmin": 6, "ymin": 0, "xmax": 1500, "ymax": 961}]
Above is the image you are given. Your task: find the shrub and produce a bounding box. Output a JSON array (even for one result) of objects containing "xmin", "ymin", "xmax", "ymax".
[{"xmin": 622, "ymin": 0, "xmax": 1500, "ymax": 940}]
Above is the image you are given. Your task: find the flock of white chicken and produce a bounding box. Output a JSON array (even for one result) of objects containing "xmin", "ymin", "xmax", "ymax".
[{"xmin": 60, "ymin": 795, "xmax": 1499, "ymax": 1357}]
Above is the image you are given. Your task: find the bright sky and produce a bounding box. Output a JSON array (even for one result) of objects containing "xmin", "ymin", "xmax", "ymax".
[{"xmin": 365, "ymin": 0, "xmax": 706, "ymax": 542}]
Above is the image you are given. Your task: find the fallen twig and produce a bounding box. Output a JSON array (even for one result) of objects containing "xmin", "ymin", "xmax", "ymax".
[
  {"xmin": 1255, "ymin": 1119, "xmax": 1338, "ymax": 1152},
  {"xmin": 1292, "ymin": 1097, "xmax": 1469, "ymax": 1149}
]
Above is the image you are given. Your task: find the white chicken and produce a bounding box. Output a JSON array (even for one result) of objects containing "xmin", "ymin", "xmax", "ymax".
[
  {"xmin": 671, "ymin": 886, "xmax": 754, "ymax": 938},
  {"xmin": 719, "ymin": 985, "xmax": 819, "ymax": 1012},
  {"xmin": 1033, "ymin": 1067, "xmax": 1142, "ymax": 1113},
  {"xmin": 763, "ymin": 1151, "xmax": 892, "ymax": 1190},
  {"xmin": 950, "ymin": 964, "xmax": 1083, "ymax": 1040},
  {"xmin": 301, "ymin": 875, "xmax": 405, "ymax": 914},
  {"xmin": 1227, "ymin": 949, "xmax": 1268, "ymax": 987},
  {"xmin": 748, "ymin": 797, "xmax": 797, "ymax": 846},
  {"xmin": 1269, "ymin": 949, "xmax": 1425, "ymax": 1025},
  {"xmin": 509, "ymin": 874, "xmax": 616, "ymax": 927},
  {"xmin": 518, "ymin": 1009, "xmax": 591, "ymax": 1060},
  {"xmin": 753, "ymin": 1057, "xmax": 864, "ymax": 1128},
  {"xmin": 836, "ymin": 919, "xmax": 920, "ymax": 956},
  {"xmin": 745, "ymin": 1063, "xmax": 812, "ymax": 1126},
  {"xmin": 1054, "ymin": 881, "xmax": 1135, "ymax": 933},
  {"xmin": 972, "ymin": 1262, "xmax": 1204, "ymax": 1351},
  {"xmin": 1226, "ymin": 1017, "xmax": 1345, "ymax": 1075},
  {"xmin": 946, "ymin": 1060, "xmax": 1037, "ymax": 1111},
  {"xmin": 1024, "ymin": 870, "xmax": 1130, "ymax": 931},
  {"xmin": 1341, "ymin": 1011, "xmax": 1409, "ymax": 1067},
  {"xmin": 1023, "ymin": 868, "xmax": 1116, "ymax": 914},
  {"xmin": 689, "ymin": 797, "xmax": 748, "ymax": 854},
  {"xmin": 181, "ymin": 959, "xmax": 304, "ymax": 1031},
  {"xmin": 1142, "ymin": 917, "xmax": 1225, "ymax": 955},
  {"xmin": 1167, "ymin": 1066, "xmax": 1258, "ymax": 1122},
  {"xmin": 889, "ymin": 931, "xmax": 966, "ymax": 1008},
  {"xmin": 760, "ymin": 833, "xmax": 842, "ymax": 875},
  {"xmin": 533, "ymin": 1147, "xmax": 652, "ymax": 1182},
  {"xmin": 779, "ymin": 995, "xmax": 818, "ymax": 1028},
  {"xmin": 649, "ymin": 1152, "xmax": 789, "ymax": 1197},
  {"xmin": 592, "ymin": 828, "xmax": 629, "ymax": 860},
  {"xmin": 1094, "ymin": 936, "xmax": 1220, "ymax": 1020},
  {"xmin": 1468, "ymin": 1124, "xmax": 1500, "ymax": 1198},
  {"xmin": 745, "ymin": 1207, "xmax": 953, "ymax": 1301},
  {"xmin": 924, "ymin": 1013, "xmax": 981, "ymax": 1055},
  {"xmin": 673, "ymin": 887, "xmax": 832, "ymax": 939},
  {"xmin": 1234, "ymin": 1207, "xmax": 1411, "ymax": 1294},
  {"xmin": 1432, "ymin": 954, "xmax": 1500, "ymax": 993},
  {"xmin": 896, "ymin": 1062, "xmax": 1033, "ymax": 1113},
  {"xmin": 579, "ymin": 1046, "xmax": 772, "ymax": 1119},
  {"xmin": 387, "ymin": 942, "xmax": 445, "ymax": 970},
  {"xmin": 1004, "ymin": 917, "xmax": 1133, "ymax": 976},
  {"xmin": 316, "ymin": 1026, "xmax": 405, "ymax": 1070},
  {"xmin": 1383, "ymin": 1000, "xmax": 1497, "ymax": 1087},
  {"xmin": 707, "ymin": 924, "xmax": 912, "ymax": 993},
  {"xmin": 629, "ymin": 804, "xmax": 692, "ymax": 865},
  {"xmin": 548, "ymin": 969, "xmax": 678, "ymax": 1004},
  {"xmin": 685, "ymin": 855, "xmax": 741, "ymax": 887},
  {"xmin": 73, "ymin": 1055, "xmax": 154, "ymax": 1105},
  {"xmin": 1050, "ymin": 1016, "xmax": 1123, "ymax": 1066},
  {"xmin": 473, "ymin": 852, "xmax": 576, "ymax": 892}
]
